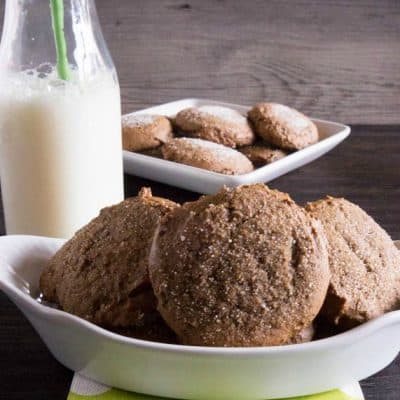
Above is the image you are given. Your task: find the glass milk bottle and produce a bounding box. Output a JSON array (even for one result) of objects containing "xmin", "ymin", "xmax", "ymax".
[{"xmin": 0, "ymin": 0, "xmax": 124, "ymax": 238}]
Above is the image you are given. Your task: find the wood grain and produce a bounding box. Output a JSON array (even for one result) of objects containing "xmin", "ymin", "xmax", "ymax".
[
  {"xmin": 0, "ymin": 125, "xmax": 400, "ymax": 399},
  {"xmin": 0, "ymin": 0, "xmax": 399, "ymax": 123}
]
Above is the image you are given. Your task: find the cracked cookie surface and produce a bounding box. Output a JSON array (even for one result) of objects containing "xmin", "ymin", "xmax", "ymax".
[
  {"xmin": 306, "ymin": 197, "xmax": 400, "ymax": 328},
  {"xmin": 149, "ymin": 184, "xmax": 330, "ymax": 346}
]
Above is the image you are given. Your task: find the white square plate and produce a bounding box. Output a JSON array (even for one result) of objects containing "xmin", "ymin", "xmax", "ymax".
[{"xmin": 123, "ymin": 99, "xmax": 351, "ymax": 194}]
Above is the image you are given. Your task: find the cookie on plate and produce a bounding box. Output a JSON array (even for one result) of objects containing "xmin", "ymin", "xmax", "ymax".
[
  {"xmin": 239, "ymin": 143, "xmax": 288, "ymax": 167},
  {"xmin": 248, "ymin": 103, "xmax": 318, "ymax": 150},
  {"xmin": 306, "ymin": 196, "xmax": 400, "ymax": 328},
  {"xmin": 40, "ymin": 188, "xmax": 178, "ymax": 330},
  {"xmin": 149, "ymin": 184, "xmax": 330, "ymax": 346},
  {"xmin": 122, "ymin": 114, "xmax": 173, "ymax": 152},
  {"xmin": 173, "ymin": 105, "xmax": 255, "ymax": 148},
  {"xmin": 162, "ymin": 138, "xmax": 254, "ymax": 175}
]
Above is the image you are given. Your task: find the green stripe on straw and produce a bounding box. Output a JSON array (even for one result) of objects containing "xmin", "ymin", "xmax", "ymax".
[{"xmin": 50, "ymin": 0, "xmax": 71, "ymax": 80}]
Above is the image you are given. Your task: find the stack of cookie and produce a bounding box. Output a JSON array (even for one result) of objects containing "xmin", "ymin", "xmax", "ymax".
[
  {"xmin": 122, "ymin": 103, "xmax": 319, "ymax": 174},
  {"xmin": 39, "ymin": 184, "xmax": 400, "ymax": 347}
]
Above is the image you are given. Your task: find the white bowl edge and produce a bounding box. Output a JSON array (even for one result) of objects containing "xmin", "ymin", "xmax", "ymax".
[{"xmin": 0, "ymin": 234, "xmax": 399, "ymax": 399}]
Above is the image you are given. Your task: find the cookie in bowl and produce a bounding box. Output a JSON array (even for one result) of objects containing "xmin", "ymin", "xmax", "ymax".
[
  {"xmin": 306, "ymin": 196, "xmax": 400, "ymax": 328},
  {"xmin": 289, "ymin": 325, "xmax": 315, "ymax": 344},
  {"xmin": 248, "ymin": 103, "xmax": 318, "ymax": 150},
  {"xmin": 162, "ymin": 137, "xmax": 254, "ymax": 175},
  {"xmin": 122, "ymin": 114, "xmax": 173, "ymax": 152},
  {"xmin": 173, "ymin": 105, "xmax": 255, "ymax": 148},
  {"xmin": 149, "ymin": 184, "xmax": 330, "ymax": 346},
  {"xmin": 40, "ymin": 188, "xmax": 178, "ymax": 341},
  {"xmin": 139, "ymin": 146, "xmax": 164, "ymax": 159}
]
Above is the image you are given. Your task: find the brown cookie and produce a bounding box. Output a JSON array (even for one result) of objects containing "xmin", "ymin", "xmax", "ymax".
[
  {"xmin": 149, "ymin": 184, "xmax": 330, "ymax": 347},
  {"xmin": 138, "ymin": 146, "xmax": 164, "ymax": 159},
  {"xmin": 162, "ymin": 138, "xmax": 254, "ymax": 175},
  {"xmin": 239, "ymin": 143, "xmax": 288, "ymax": 167},
  {"xmin": 112, "ymin": 315, "xmax": 178, "ymax": 344},
  {"xmin": 288, "ymin": 325, "xmax": 315, "ymax": 344},
  {"xmin": 39, "ymin": 188, "xmax": 178, "ymax": 329},
  {"xmin": 248, "ymin": 103, "xmax": 318, "ymax": 150},
  {"xmin": 306, "ymin": 197, "xmax": 400, "ymax": 328},
  {"xmin": 122, "ymin": 114, "xmax": 173, "ymax": 152},
  {"xmin": 173, "ymin": 105, "xmax": 255, "ymax": 148}
]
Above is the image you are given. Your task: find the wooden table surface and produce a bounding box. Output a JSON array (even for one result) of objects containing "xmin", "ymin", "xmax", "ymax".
[{"xmin": 0, "ymin": 1, "xmax": 399, "ymax": 399}]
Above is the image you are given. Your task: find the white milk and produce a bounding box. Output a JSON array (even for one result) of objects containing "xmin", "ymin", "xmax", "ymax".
[{"xmin": 0, "ymin": 70, "xmax": 124, "ymax": 238}]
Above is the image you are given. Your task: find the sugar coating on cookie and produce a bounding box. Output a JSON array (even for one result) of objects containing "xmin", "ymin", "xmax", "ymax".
[
  {"xmin": 198, "ymin": 105, "xmax": 248, "ymax": 124},
  {"xmin": 174, "ymin": 106, "xmax": 255, "ymax": 148},
  {"xmin": 239, "ymin": 143, "xmax": 288, "ymax": 167},
  {"xmin": 40, "ymin": 188, "xmax": 178, "ymax": 330},
  {"xmin": 248, "ymin": 103, "xmax": 318, "ymax": 150},
  {"xmin": 149, "ymin": 184, "xmax": 330, "ymax": 346},
  {"xmin": 306, "ymin": 197, "xmax": 400, "ymax": 327},
  {"xmin": 122, "ymin": 114, "xmax": 157, "ymax": 127},
  {"xmin": 122, "ymin": 114, "xmax": 173, "ymax": 152},
  {"xmin": 162, "ymin": 138, "xmax": 254, "ymax": 175}
]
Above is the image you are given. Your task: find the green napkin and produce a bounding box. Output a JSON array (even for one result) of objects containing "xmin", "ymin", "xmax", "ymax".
[{"xmin": 67, "ymin": 373, "xmax": 364, "ymax": 400}]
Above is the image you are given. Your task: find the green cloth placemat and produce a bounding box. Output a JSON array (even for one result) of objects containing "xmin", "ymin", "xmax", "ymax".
[{"xmin": 68, "ymin": 374, "xmax": 364, "ymax": 400}]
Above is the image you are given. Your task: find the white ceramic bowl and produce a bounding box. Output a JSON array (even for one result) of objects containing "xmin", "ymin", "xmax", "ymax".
[
  {"xmin": 123, "ymin": 99, "xmax": 351, "ymax": 194},
  {"xmin": 0, "ymin": 235, "xmax": 399, "ymax": 400}
]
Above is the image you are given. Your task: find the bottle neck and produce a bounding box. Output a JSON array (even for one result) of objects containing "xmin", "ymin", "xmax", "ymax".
[{"xmin": 0, "ymin": 0, "xmax": 115, "ymax": 81}]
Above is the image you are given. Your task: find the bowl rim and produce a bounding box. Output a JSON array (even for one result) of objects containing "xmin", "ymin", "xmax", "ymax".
[{"xmin": 1, "ymin": 235, "xmax": 399, "ymax": 357}]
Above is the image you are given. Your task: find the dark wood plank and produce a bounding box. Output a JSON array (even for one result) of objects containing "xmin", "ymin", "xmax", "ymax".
[
  {"xmin": 102, "ymin": 0, "xmax": 400, "ymax": 125},
  {"xmin": 0, "ymin": 0, "xmax": 399, "ymax": 124},
  {"xmin": 0, "ymin": 293, "xmax": 72, "ymax": 400},
  {"xmin": 0, "ymin": 125, "xmax": 399, "ymax": 399}
]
